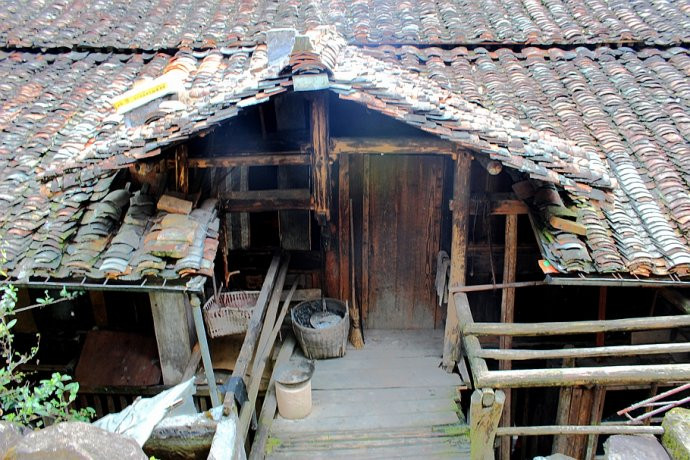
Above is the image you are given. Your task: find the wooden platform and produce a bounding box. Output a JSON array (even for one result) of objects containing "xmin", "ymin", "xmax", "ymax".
[{"xmin": 266, "ymin": 330, "xmax": 470, "ymax": 459}]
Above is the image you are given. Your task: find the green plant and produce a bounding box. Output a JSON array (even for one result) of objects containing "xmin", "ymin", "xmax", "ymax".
[{"xmin": 0, "ymin": 279, "xmax": 94, "ymax": 427}]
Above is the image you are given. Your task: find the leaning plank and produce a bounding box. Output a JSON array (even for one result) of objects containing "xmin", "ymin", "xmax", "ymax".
[
  {"xmin": 182, "ymin": 342, "xmax": 202, "ymax": 381},
  {"xmin": 478, "ymin": 342, "xmax": 690, "ymax": 361},
  {"xmin": 464, "ymin": 314, "xmax": 690, "ymax": 336},
  {"xmin": 222, "ymin": 255, "xmax": 281, "ymax": 414},
  {"xmin": 248, "ymin": 335, "xmax": 297, "ymax": 460},
  {"xmin": 477, "ymin": 363, "xmax": 690, "ymax": 388},
  {"xmin": 495, "ymin": 425, "xmax": 663, "ymax": 436},
  {"xmin": 239, "ymin": 277, "xmax": 298, "ymax": 442}
]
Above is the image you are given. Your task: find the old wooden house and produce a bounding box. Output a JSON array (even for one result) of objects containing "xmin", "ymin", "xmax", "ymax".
[{"xmin": 1, "ymin": 1, "xmax": 690, "ymax": 458}]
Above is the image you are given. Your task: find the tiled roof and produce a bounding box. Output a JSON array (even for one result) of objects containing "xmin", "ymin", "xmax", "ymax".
[
  {"xmin": 0, "ymin": 25, "xmax": 689, "ymax": 280},
  {"xmin": 0, "ymin": 0, "xmax": 689, "ymax": 50}
]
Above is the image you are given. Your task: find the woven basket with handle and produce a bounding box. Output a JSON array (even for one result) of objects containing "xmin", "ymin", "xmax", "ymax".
[{"xmin": 202, "ymin": 290, "xmax": 260, "ymax": 337}]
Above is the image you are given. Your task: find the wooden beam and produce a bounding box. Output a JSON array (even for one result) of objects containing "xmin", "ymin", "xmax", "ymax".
[
  {"xmin": 149, "ymin": 292, "xmax": 193, "ymax": 385},
  {"xmin": 331, "ymin": 137, "xmax": 455, "ymax": 156},
  {"xmin": 186, "ymin": 152, "xmax": 309, "ymax": 168},
  {"xmin": 478, "ymin": 342, "xmax": 690, "ymax": 361},
  {"xmin": 470, "ymin": 388, "xmax": 506, "ymax": 460},
  {"xmin": 463, "ymin": 314, "xmax": 690, "ymax": 336},
  {"xmin": 451, "ymin": 280, "xmax": 545, "ymax": 293},
  {"xmin": 443, "ymin": 152, "xmax": 472, "ymax": 372},
  {"xmin": 469, "ymin": 193, "xmax": 528, "ymax": 215},
  {"xmin": 495, "ymin": 425, "xmax": 663, "ymax": 436},
  {"xmin": 221, "ymin": 189, "xmax": 311, "ymax": 212},
  {"xmin": 499, "ymin": 214, "xmax": 517, "ymax": 460},
  {"xmin": 310, "ymin": 91, "xmax": 331, "ymax": 219},
  {"xmin": 476, "ymin": 363, "xmax": 690, "ymax": 388}
]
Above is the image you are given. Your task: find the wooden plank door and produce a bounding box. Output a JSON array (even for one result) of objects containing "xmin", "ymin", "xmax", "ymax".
[{"xmin": 363, "ymin": 155, "xmax": 445, "ymax": 329}]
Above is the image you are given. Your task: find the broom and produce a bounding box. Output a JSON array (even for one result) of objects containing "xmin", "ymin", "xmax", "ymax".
[{"xmin": 348, "ymin": 198, "xmax": 365, "ymax": 348}]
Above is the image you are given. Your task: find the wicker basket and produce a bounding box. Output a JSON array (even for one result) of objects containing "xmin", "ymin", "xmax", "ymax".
[
  {"xmin": 291, "ymin": 298, "xmax": 349, "ymax": 359},
  {"xmin": 202, "ymin": 291, "xmax": 260, "ymax": 338}
]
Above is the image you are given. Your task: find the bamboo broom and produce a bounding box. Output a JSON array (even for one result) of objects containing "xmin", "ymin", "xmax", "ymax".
[{"xmin": 349, "ymin": 199, "xmax": 364, "ymax": 348}]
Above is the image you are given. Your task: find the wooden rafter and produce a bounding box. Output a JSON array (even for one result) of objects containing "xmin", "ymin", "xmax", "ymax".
[{"xmin": 330, "ymin": 137, "xmax": 456, "ymax": 156}]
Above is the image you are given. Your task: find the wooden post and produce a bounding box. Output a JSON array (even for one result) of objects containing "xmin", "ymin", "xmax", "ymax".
[
  {"xmin": 470, "ymin": 388, "xmax": 506, "ymax": 460},
  {"xmin": 149, "ymin": 292, "xmax": 194, "ymax": 385},
  {"xmin": 585, "ymin": 386, "xmax": 606, "ymax": 460},
  {"xmin": 310, "ymin": 91, "xmax": 330, "ymax": 220},
  {"xmin": 443, "ymin": 152, "xmax": 472, "ymax": 371},
  {"xmin": 338, "ymin": 157, "xmax": 351, "ymax": 303},
  {"xmin": 89, "ymin": 291, "xmax": 108, "ymax": 328},
  {"xmin": 175, "ymin": 144, "xmax": 189, "ymax": 195},
  {"xmin": 596, "ymin": 287, "xmax": 607, "ymax": 347},
  {"xmin": 499, "ymin": 214, "xmax": 518, "ymax": 460}
]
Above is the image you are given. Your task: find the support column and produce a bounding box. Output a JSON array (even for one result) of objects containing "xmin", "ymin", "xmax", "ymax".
[
  {"xmin": 149, "ymin": 292, "xmax": 194, "ymax": 385},
  {"xmin": 443, "ymin": 152, "xmax": 472, "ymax": 371},
  {"xmin": 499, "ymin": 214, "xmax": 518, "ymax": 460},
  {"xmin": 471, "ymin": 388, "xmax": 506, "ymax": 460},
  {"xmin": 310, "ymin": 91, "xmax": 331, "ymax": 221}
]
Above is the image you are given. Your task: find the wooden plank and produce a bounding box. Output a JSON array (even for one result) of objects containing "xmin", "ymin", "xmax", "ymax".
[
  {"xmin": 478, "ymin": 342, "xmax": 690, "ymax": 360},
  {"xmin": 549, "ymin": 215, "xmax": 587, "ymax": 235},
  {"xmin": 303, "ymin": 397, "xmax": 458, "ymax": 418},
  {"xmin": 315, "ymin": 356, "xmax": 449, "ymax": 373},
  {"xmin": 272, "ymin": 410, "xmax": 460, "ymax": 433},
  {"xmin": 187, "ymin": 152, "xmax": 309, "ymax": 168},
  {"xmin": 443, "ymin": 152, "xmax": 471, "ymax": 371},
  {"xmin": 470, "ymin": 194, "xmax": 528, "ymax": 215},
  {"xmin": 310, "ymin": 91, "xmax": 330, "ymax": 218},
  {"xmin": 278, "ymin": 165, "xmax": 311, "ymax": 250},
  {"xmin": 596, "ymin": 286, "xmax": 608, "ymax": 347},
  {"xmin": 464, "ymin": 314, "xmax": 690, "ymax": 336},
  {"xmin": 222, "ymin": 255, "xmax": 281, "ymax": 412},
  {"xmin": 585, "ymin": 387, "xmax": 606, "ymax": 460},
  {"xmin": 361, "ymin": 155, "xmax": 370, "ymax": 324},
  {"xmin": 221, "ymin": 189, "xmax": 311, "ymax": 211},
  {"xmin": 499, "ymin": 213, "xmax": 518, "ymax": 460},
  {"xmin": 310, "ymin": 367, "xmax": 460, "ymax": 390},
  {"xmin": 149, "ymin": 292, "xmax": 193, "ymax": 385},
  {"xmin": 269, "ymin": 441, "xmax": 468, "ymax": 460},
  {"xmin": 311, "ymin": 386, "xmax": 459, "ymax": 404},
  {"xmin": 331, "ymin": 137, "xmax": 455, "ymax": 156},
  {"xmin": 182, "ymin": 342, "xmax": 202, "ymax": 380}
]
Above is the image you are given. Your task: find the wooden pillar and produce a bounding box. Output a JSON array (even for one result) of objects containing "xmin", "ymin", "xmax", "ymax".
[
  {"xmin": 471, "ymin": 388, "xmax": 506, "ymax": 460},
  {"xmin": 310, "ymin": 91, "xmax": 330, "ymax": 220},
  {"xmin": 499, "ymin": 214, "xmax": 518, "ymax": 460},
  {"xmin": 596, "ymin": 287, "xmax": 607, "ymax": 347},
  {"xmin": 89, "ymin": 291, "xmax": 108, "ymax": 328},
  {"xmin": 585, "ymin": 386, "xmax": 606, "ymax": 460},
  {"xmin": 175, "ymin": 144, "xmax": 189, "ymax": 195},
  {"xmin": 338, "ymin": 157, "xmax": 351, "ymax": 302},
  {"xmin": 149, "ymin": 292, "xmax": 194, "ymax": 385},
  {"xmin": 443, "ymin": 152, "xmax": 472, "ymax": 371}
]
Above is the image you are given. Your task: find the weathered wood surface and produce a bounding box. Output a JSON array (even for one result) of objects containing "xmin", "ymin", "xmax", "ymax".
[
  {"xmin": 149, "ymin": 292, "xmax": 193, "ymax": 385},
  {"xmin": 267, "ymin": 329, "xmax": 467, "ymax": 459},
  {"xmin": 497, "ymin": 425, "xmax": 663, "ymax": 436},
  {"xmin": 478, "ymin": 342, "xmax": 690, "ymax": 360},
  {"xmin": 365, "ymin": 155, "xmax": 444, "ymax": 329},
  {"xmin": 443, "ymin": 152, "xmax": 471, "ymax": 371},
  {"xmin": 470, "ymin": 389, "xmax": 506, "ymax": 460},
  {"xmin": 338, "ymin": 157, "xmax": 351, "ymax": 302},
  {"xmin": 464, "ymin": 314, "xmax": 690, "ymax": 336},
  {"xmin": 221, "ymin": 189, "xmax": 311, "ymax": 212},
  {"xmin": 499, "ymin": 213, "xmax": 517, "ymax": 460},
  {"xmin": 331, "ymin": 136, "xmax": 456, "ymax": 156},
  {"xmin": 175, "ymin": 144, "xmax": 189, "ymax": 195},
  {"xmin": 469, "ymin": 193, "xmax": 528, "ymax": 215},
  {"xmin": 157, "ymin": 194, "xmax": 193, "ymax": 214},
  {"xmin": 187, "ymin": 152, "xmax": 308, "ymax": 168},
  {"xmin": 310, "ymin": 91, "xmax": 330, "ymax": 218},
  {"xmin": 222, "ymin": 255, "xmax": 281, "ymax": 413}
]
